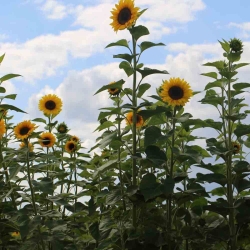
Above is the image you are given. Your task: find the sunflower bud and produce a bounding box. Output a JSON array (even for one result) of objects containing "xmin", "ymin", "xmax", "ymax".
[
  {"xmin": 229, "ymin": 38, "xmax": 243, "ymax": 52},
  {"xmin": 57, "ymin": 122, "xmax": 68, "ymax": 134}
]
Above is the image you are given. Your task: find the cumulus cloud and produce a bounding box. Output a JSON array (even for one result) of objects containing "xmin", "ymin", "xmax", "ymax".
[{"xmin": 228, "ymin": 22, "xmax": 250, "ymax": 39}]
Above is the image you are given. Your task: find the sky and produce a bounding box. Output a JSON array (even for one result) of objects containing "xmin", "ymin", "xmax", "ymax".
[{"xmin": 1, "ymin": 0, "xmax": 250, "ymax": 157}]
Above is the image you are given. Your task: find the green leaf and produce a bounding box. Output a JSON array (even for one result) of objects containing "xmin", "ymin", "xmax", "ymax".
[
  {"xmin": 130, "ymin": 25, "xmax": 149, "ymax": 41},
  {"xmin": 233, "ymin": 63, "xmax": 249, "ymax": 70},
  {"xmin": 235, "ymin": 179, "xmax": 250, "ymax": 193},
  {"xmin": 139, "ymin": 41, "xmax": 165, "ymax": 53},
  {"xmin": 145, "ymin": 145, "xmax": 167, "ymax": 166},
  {"xmin": 160, "ymin": 178, "xmax": 175, "ymax": 195},
  {"xmin": 32, "ymin": 177, "xmax": 54, "ymax": 194},
  {"xmin": 211, "ymin": 187, "xmax": 226, "ymax": 196},
  {"xmin": 218, "ymin": 39, "xmax": 230, "ymax": 53},
  {"xmin": 0, "ymin": 87, "xmax": 6, "ymax": 93},
  {"xmin": 0, "ymin": 74, "xmax": 21, "ymax": 83},
  {"xmin": 227, "ymin": 51, "xmax": 242, "ymax": 62},
  {"xmin": 113, "ymin": 53, "xmax": 134, "ymax": 63},
  {"xmin": 234, "ymin": 124, "xmax": 250, "ymax": 137},
  {"xmin": 4, "ymin": 94, "xmax": 17, "ymax": 100},
  {"xmin": 137, "ymin": 83, "xmax": 151, "ymax": 98},
  {"xmin": 106, "ymin": 189, "xmax": 121, "ymax": 205},
  {"xmin": 201, "ymin": 72, "xmax": 217, "ymax": 79},
  {"xmin": 0, "ymin": 53, "xmax": 5, "ymax": 64},
  {"xmin": 140, "ymin": 173, "xmax": 162, "ymax": 201},
  {"xmin": 200, "ymin": 95, "xmax": 225, "ymax": 107},
  {"xmin": 137, "ymin": 67, "xmax": 168, "ymax": 79},
  {"xmin": 93, "ymin": 159, "xmax": 117, "ymax": 178},
  {"xmin": 203, "ymin": 61, "xmax": 225, "ymax": 70},
  {"xmin": 138, "ymin": 105, "xmax": 171, "ymax": 121},
  {"xmin": 196, "ymin": 173, "xmax": 227, "ymax": 186},
  {"xmin": 233, "ymin": 82, "xmax": 250, "ymax": 91},
  {"xmin": 0, "ymin": 104, "xmax": 26, "ymax": 113},
  {"xmin": 205, "ymin": 80, "xmax": 224, "ymax": 90},
  {"xmin": 219, "ymin": 70, "xmax": 237, "ymax": 79},
  {"xmin": 233, "ymin": 161, "xmax": 250, "ymax": 173},
  {"xmin": 119, "ymin": 61, "xmax": 134, "ymax": 76},
  {"xmin": 94, "ymin": 121, "xmax": 114, "ymax": 132},
  {"xmin": 94, "ymin": 79, "xmax": 125, "ymax": 95},
  {"xmin": 32, "ymin": 118, "xmax": 47, "ymax": 124},
  {"xmin": 89, "ymin": 222, "xmax": 100, "ymax": 241},
  {"xmin": 144, "ymin": 126, "xmax": 162, "ymax": 147},
  {"xmin": 105, "ymin": 39, "xmax": 129, "ymax": 49}
]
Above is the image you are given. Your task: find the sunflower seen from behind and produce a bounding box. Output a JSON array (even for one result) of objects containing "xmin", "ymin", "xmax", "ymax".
[
  {"xmin": 126, "ymin": 111, "xmax": 144, "ymax": 127},
  {"xmin": 14, "ymin": 120, "xmax": 36, "ymax": 140},
  {"xmin": 0, "ymin": 119, "xmax": 6, "ymax": 139},
  {"xmin": 159, "ymin": 77, "xmax": 192, "ymax": 107},
  {"xmin": 39, "ymin": 94, "xmax": 63, "ymax": 116},
  {"xmin": 110, "ymin": 0, "xmax": 140, "ymax": 32},
  {"xmin": 65, "ymin": 140, "xmax": 78, "ymax": 154},
  {"xmin": 39, "ymin": 132, "xmax": 56, "ymax": 148},
  {"xmin": 108, "ymin": 81, "xmax": 121, "ymax": 96},
  {"xmin": 70, "ymin": 135, "xmax": 79, "ymax": 143}
]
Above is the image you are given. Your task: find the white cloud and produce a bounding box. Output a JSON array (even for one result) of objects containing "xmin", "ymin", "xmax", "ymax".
[
  {"xmin": 228, "ymin": 22, "xmax": 250, "ymax": 39},
  {"xmin": 40, "ymin": 0, "xmax": 68, "ymax": 20}
]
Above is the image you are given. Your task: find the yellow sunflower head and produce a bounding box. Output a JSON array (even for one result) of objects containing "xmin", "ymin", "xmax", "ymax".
[
  {"xmin": 159, "ymin": 77, "xmax": 193, "ymax": 107},
  {"xmin": 11, "ymin": 231, "xmax": 20, "ymax": 238},
  {"xmin": 70, "ymin": 135, "xmax": 79, "ymax": 143},
  {"xmin": 65, "ymin": 140, "xmax": 78, "ymax": 154},
  {"xmin": 19, "ymin": 142, "xmax": 34, "ymax": 152},
  {"xmin": 14, "ymin": 120, "xmax": 36, "ymax": 140},
  {"xmin": 108, "ymin": 81, "xmax": 121, "ymax": 96},
  {"xmin": 110, "ymin": 0, "xmax": 140, "ymax": 32},
  {"xmin": 56, "ymin": 122, "xmax": 68, "ymax": 134},
  {"xmin": 39, "ymin": 132, "xmax": 56, "ymax": 148},
  {"xmin": 0, "ymin": 119, "xmax": 6, "ymax": 139},
  {"xmin": 232, "ymin": 141, "xmax": 241, "ymax": 155},
  {"xmin": 126, "ymin": 111, "xmax": 144, "ymax": 127},
  {"xmin": 38, "ymin": 94, "xmax": 63, "ymax": 116}
]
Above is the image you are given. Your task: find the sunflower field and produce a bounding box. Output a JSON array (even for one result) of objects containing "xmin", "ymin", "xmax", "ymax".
[{"xmin": 1, "ymin": 0, "xmax": 250, "ymax": 250}]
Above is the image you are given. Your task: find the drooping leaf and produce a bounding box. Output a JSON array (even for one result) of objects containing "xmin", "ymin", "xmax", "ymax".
[
  {"xmin": 144, "ymin": 126, "xmax": 162, "ymax": 147},
  {"xmin": 137, "ymin": 83, "xmax": 151, "ymax": 98},
  {"xmin": 139, "ymin": 41, "xmax": 165, "ymax": 53},
  {"xmin": 140, "ymin": 173, "xmax": 162, "ymax": 201},
  {"xmin": 137, "ymin": 67, "xmax": 168, "ymax": 79},
  {"xmin": 234, "ymin": 124, "xmax": 250, "ymax": 137},
  {"xmin": 0, "ymin": 74, "xmax": 21, "ymax": 83},
  {"xmin": 94, "ymin": 79, "xmax": 125, "ymax": 95},
  {"xmin": 105, "ymin": 39, "xmax": 130, "ymax": 49}
]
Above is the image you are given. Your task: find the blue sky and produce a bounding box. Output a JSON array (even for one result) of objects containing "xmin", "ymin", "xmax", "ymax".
[{"xmin": 1, "ymin": 0, "xmax": 250, "ymax": 151}]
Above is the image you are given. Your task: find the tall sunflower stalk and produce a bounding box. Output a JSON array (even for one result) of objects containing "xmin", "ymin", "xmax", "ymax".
[{"xmin": 159, "ymin": 78, "xmax": 192, "ymax": 248}]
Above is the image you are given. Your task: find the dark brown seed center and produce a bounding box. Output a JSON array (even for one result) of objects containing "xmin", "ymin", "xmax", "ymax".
[
  {"xmin": 45, "ymin": 100, "xmax": 56, "ymax": 110},
  {"xmin": 69, "ymin": 143, "xmax": 75, "ymax": 150},
  {"xmin": 168, "ymin": 86, "xmax": 184, "ymax": 100},
  {"xmin": 136, "ymin": 114, "xmax": 142, "ymax": 123},
  {"xmin": 118, "ymin": 7, "xmax": 131, "ymax": 25},
  {"xmin": 43, "ymin": 137, "xmax": 51, "ymax": 145},
  {"xmin": 20, "ymin": 127, "xmax": 30, "ymax": 135}
]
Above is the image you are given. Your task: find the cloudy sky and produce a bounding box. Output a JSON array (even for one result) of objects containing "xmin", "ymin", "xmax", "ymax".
[{"xmin": 1, "ymin": 0, "xmax": 250, "ymax": 152}]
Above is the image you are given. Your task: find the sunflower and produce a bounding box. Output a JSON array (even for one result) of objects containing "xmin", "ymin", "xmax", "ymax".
[
  {"xmin": 14, "ymin": 120, "xmax": 36, "ymax": 140},
  {"xmin": 108, "ymin": 81, "xmax": 121, "ymax": 96},
  {"xmin": 19, "ymin": 142, "xmax": 34, "ymax": 152},
  {"xmin": 70, "ymin": 135, "xmax": 79, "ymax": 143},
  {"xmin": 39, "ymin": 132, "xmax": 56, "ymax": 148},
  {"xmin": 232, "ymin": 141, "xmax": 241, "ymax": 154},
  {"xmin": 110, "ymin": 0, "xmax": 140, "ymax": 32},
  {"xmin": 38, "ymin": 94, "xmax": 63, "ymax": 116},
  {"xmin": 126, "ymin": 111, "xmax": 144, "ymax": 127},
  {"xmin": 57, "ymin": 122, "xmax": 68, "ymax": 134},
  {"xmin": 65, "ymin": 140, "xmax": 77, "ymax": 154},
  {"xmin": 0, "ymin": 119, "xmax": 6, "ymax": 138},
  {"xmin": 159, "ymin": 77, "xmax": 193, "ymax": 107},
  {"xmin": 11, "ymin": 231, "xmax": 20, "ymax": 238}
]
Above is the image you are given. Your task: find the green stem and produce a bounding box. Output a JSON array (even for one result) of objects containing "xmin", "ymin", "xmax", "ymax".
[
  {"xmin": 0, "ymin": 140, "xmax": 17, "ymax": 210},
  {"xmin": 74, "ymin": 152, "xmax": 77, "ymax": 213},
  {"xmin": 131, "ymin": 32, "xmax": 137, "ymax": 229},
  {"xmin": 168, "ymin": 107, "xmax": 176, "ymax": 249},
  {"xmin": 117, "ymin": 98, "xmax": 126, "ymax": 212},
  {"xmin": 226, "ymin": 61, "xmax": 236, "ymax": 250}
]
